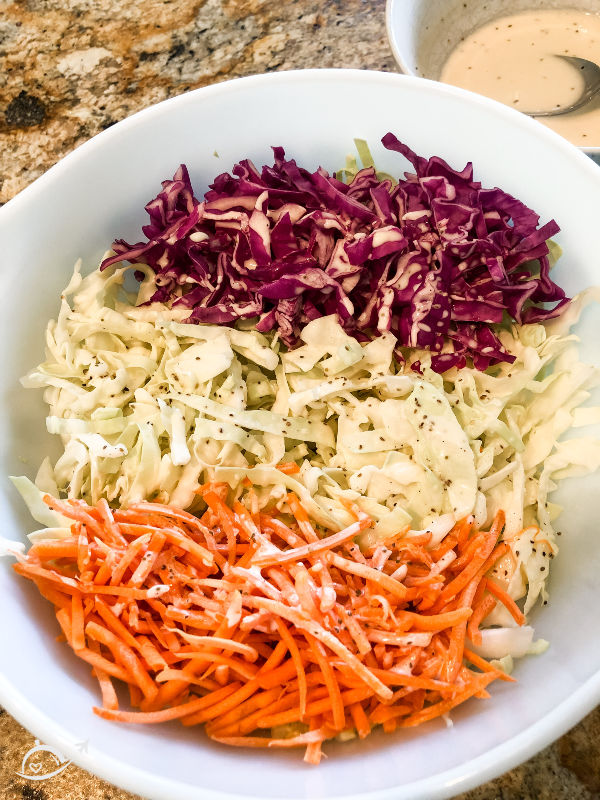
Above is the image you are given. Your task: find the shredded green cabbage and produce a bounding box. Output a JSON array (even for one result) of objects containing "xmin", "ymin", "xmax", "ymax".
[{"xmin": 16, "ymin": 262, "xmax": 600, "ymax": 622}]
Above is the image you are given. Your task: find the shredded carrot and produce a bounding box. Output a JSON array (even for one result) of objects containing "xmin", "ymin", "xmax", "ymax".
[
  {"xmin": 306, "ymin": 634, "xmax": 345, "ymax": 732},
  {"xmin": 85, "ymin": 621, "xmax": 158, "ymax": 702},
  {"xmin": 485, "ymin": 577, "xmax": 527, "ymax": 626},
  {"xmin": 466, "ymin": 594, "xmax": 496, "ymax": 646},
  {"xmin": 304, "ymin": 715, "xmax": 325, "ymax": 764},
  {"xmin": 252, "ymin": 517, "xmax": 369, "ymax": 568},
  {"xmin": 399, "ymin": 672, "xmax": 498, "ymax": 727},
  {"xmin": 211, "ymin": 729, "xmax": 327, "ymax": 748},
  {"xmin": 274, "ymin": 618, "xmax": 308, "ymax": 718},
  {"xmin": 439, "ymin": 520, "xmax": 503, "ymax": 604},
  {"xmin": 463, "ymin": 647, "xmax": 516, "ymax": 683},
  {"xmin": 70, "ymin": 592, "xmax": 86, "ymax": 651},
  {"xmin": 350, "ymin": 701, "xmax": 371, "ymax": 739},
  {"xmin": 14, "ymin": 492, "xmax": 523, "ymax": 763},
  {"xmin": 29, "ymin": 538, "xmax": 80, "ymax": 561},
  {"xmin": 276, "ymin": 462, "xmax": 301, "ymax": 475},
  {"xmin": 94, "ymin": 683, "xmax": 240, "ymax": 723},
  {"xmin": 29, "ymin": 577, "xmax": 71, "ymax": 610}
]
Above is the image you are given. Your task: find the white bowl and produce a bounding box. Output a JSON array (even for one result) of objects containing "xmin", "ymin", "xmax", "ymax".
[
  {"xmin": 385, "ymin": 0, "xmax": 600, "ymax": 157},
  {"xmin": 2, "ymin": 69, "xmax": 600, "ymax": 800}
]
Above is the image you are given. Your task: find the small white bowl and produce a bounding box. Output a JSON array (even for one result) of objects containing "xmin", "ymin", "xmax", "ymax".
[
  {"xmin": 1, "ymin": 69, "xmax": 600, "ymax": 800},
  {"xmin": 386, "ymin": 0, "xmax": 600, "ymax": 157}
]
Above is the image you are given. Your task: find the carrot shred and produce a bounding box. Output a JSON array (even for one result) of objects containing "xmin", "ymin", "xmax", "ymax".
[
  {"xmin": 439, "ymin": 513, "xmax": 504, "ymax": 603},
  {"xmin": 466, "ymin": 595, "xmax": 496, "ymax": 646},
  {"xmin": 400, "ymin": 672, "xmax": 498, "ymax": 727},
  {"xmin": 276, "ymin": 462, "xmax": 301, "ymax": 475},
  {"xmin": 211, "ymin": 730, "xmax": 327, "ymax": 749},
  {"xmin": 350, "ymin": 701, "xmax": 371, "ymax": 739},
  {"xmin": 252, "ymin": 517, "xmax": 369, "ymax": 568},
  {"xmin": 74, "ymin": 647, "xmax": 132, "ymax": 684},
  {"xmin": 29, "ymin": 539, "xmax": 80, "ymax": 561},
  {"xmin": 274, "ymin": 618, "xmax": 308, "ymax": 718},
  {"xmin": 85, "ymin": 621, "xmax": 158, "ymax": 702},
  {"xmin": 307, "ymin": 634, "xmax": 345, "ymax": 732},
  {"xmin": 463, "ymin": 647, "xmax": 516, "ymax": 683},
  {"xmin": 485, "ymin": 578, "xmax": 526, "ymax": 626},
  {"xmin": 254, "ymin": 687, "xmax": 372, "ymax": 730},
  {"xmin": 29, "ymin": 577, "xmax": 71, "ymax": 610},
  {"xmin": 304, "ymin": 715, "xmax": 325, "ymax": 765},
  {"xmin": 87, "ymin": 639, "xmax": 120, "ymax": 711},
  {"xmin": 70, "ymin": 592, "xmax": 86, "ymax": 651},
  {"xmin": 94, "ymin": 683, "xmax": 240, "ymax": 724}
]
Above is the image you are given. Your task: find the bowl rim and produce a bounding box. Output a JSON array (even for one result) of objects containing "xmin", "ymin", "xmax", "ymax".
[
  {"xmin": 384, "ymin": 0, "xmax": 416, "ymax": 78},
  {"xmin": 2, "ymin": 67, "xmax": 600, "ymax": 800},
  {"xmin": 1, "ymin": 66, "xmax": 598, "ymax": 223},
  {"xmin": 384, "ymin": 0, "xmax": 600, "ymax": 155},
  {"xmin": 2, "ymin": 665, "xmax": 600, "ymax": 800}
]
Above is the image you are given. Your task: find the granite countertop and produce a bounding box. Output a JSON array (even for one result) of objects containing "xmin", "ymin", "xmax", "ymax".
[{"xmin": 1, "ymin": 1, "xmax": 599, "ymax": 798}]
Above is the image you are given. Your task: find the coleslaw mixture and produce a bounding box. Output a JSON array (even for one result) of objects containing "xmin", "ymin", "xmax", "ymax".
[{"xmin": 7, "ymin": 137, "xmax": 600, "ymax": 754}]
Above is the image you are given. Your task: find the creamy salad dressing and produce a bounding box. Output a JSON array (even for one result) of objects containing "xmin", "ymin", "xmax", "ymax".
[{"xmin": 440, "ymin": 9, "xmax": 600, "ymax": 146}]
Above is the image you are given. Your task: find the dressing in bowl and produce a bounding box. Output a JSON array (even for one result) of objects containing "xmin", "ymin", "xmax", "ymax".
[
  {"xmin": 439, "ymin": 8, "xmax": 600, "ymax": 147},
  {"xmin": 386, "ymin": 0, "xmax": 600, "ymax": 153}
]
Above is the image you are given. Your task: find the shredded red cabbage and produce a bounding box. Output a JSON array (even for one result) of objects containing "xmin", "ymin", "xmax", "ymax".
[{"xmin": 101, "ymin": 134, "xmax": 568, "ymax": 372}]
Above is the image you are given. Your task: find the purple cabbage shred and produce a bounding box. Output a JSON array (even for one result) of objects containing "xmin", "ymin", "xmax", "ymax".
[{"xmin": 101, "ymin": 135, "xmax": 568, "ymax": 373}]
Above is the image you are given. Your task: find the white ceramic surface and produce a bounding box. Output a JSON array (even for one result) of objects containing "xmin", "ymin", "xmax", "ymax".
[
  {"xmin": 385, "ymin": 0, "xmax": 600, "ymax": 155},
  {"xmin": 1, "ymin": 69, "xmax": 600, "ymax": 800}
]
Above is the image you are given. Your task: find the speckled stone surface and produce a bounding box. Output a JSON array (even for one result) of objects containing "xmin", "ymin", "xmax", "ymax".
[
  {"xmin": 1, "ymin": 1, "xmax": 599, "ymax": 798},
  {"xmin": 0, "ymin": 0, "xmax": 397, "ymax": 203}
]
